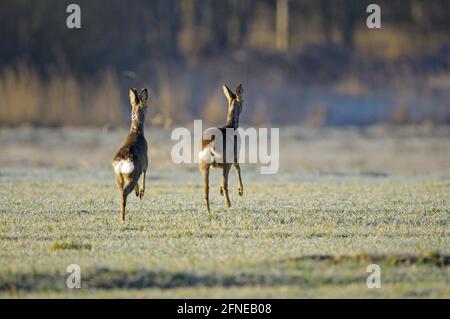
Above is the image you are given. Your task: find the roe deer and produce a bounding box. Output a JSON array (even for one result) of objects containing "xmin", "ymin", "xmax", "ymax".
[
  {"xmin": 199, "ymin": 84, "xmax": 244, "ymax": 213},
  {"xmin": 112, "ymin": 88, "xmax": 148, "ymax": 221}
]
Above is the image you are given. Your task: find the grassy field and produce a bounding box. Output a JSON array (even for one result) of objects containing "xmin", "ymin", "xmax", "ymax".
[{"xmin": 0, "ymin": 126, "xmax": 449, "ymax": 298}]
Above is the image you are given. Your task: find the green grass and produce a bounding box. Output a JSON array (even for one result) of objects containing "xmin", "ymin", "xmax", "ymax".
[{"xmin": 0, "ymin": 168, "xmax": 448, "ymax": 298}]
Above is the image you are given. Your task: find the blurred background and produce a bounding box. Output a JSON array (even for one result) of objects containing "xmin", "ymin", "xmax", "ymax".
[
  {"xmin": 1, "ymin": 0, "xmax": 450, "ymax": 127},
  {"xmin": 0, "ymin": 0, "xmax": 449, "ymax": 174}
]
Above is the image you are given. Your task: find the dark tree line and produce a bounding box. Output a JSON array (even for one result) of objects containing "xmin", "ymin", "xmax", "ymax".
[{"xmin": 1, "ymin": 0, "xmax": 449, "ymax": 74}]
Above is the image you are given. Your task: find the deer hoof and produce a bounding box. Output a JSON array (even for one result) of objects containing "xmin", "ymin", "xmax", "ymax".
[
  {"xmin": 220, "ymin": 187, "xmax": 223, "ymax": 195},
  {"xmin": 139, "ymin": 189, "xmax": 145, "ymax": 199},
  {"xmin": 238, "ymin": 188, "xmax": 243, "ymax": 196}
]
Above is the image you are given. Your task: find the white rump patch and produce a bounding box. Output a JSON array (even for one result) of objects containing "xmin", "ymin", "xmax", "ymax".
[
  {"xmin": 113, "ymin": 159, "xmax": 134, "ymax": 174},
  {"xmin": 199, "ymin": 142, "xmax": 219, "ymax": 164},
  {"xmin": 199, "ymin": 132, "xmax": 237, "ymax": 165}
]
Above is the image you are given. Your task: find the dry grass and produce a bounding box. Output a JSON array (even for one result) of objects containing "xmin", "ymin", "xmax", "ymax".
[
  {"xmin": 202, "ymin": 90, "xmax": 226, "ymax": 126},
  {"xmin": 152, "ymin": 72, "xmax": 190, "ymax": 128},
  {"xmin": 0, "ymin": 64, "xmax": 44, "ymax": 126},
  {"xmin": 0, "ymin": 65, "xmax": 123, "ymax": 127},
  {"xmin": 355, "ymin": 26, "xmax": 450, "ymax": 59},
  {"xmin": 1, "ymin": 59, "xmax": 449, "ymax": 128}
]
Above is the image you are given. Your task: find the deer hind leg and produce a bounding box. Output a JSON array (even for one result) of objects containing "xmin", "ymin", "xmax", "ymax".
[
  {"xmin": 234, "ymin": 163, "xmax": 243, "ymax": 196},
  {"xmin": 120, "ymin": 178, "xmax": 136, "ymax": 222},
  {"xmin": 115, "ymin": 174, "xmax": 125, "ymax": 219},
  {"xmin": 139, "ymin": 170, "xmax": 146, "ymax": 199},
  {"xmin": 222, "ymin": 164, "xmax": 232, "ymax": 207},
  {"xmin": 200, "ymin": 163, "xmax": 211, "ymax": 213}
]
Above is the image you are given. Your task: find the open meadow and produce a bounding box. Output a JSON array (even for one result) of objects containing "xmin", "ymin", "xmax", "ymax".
[
  {"xmin": 2, "ymin": 0, "xmax": 450, "ymax": 301},
  {"xmin": 0, "ymin": 126, "xmax": 449, "ymax": 298}
]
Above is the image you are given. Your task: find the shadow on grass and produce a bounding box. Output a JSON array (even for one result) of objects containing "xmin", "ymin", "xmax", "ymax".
[
  {"xmin": 1, "ymin": 252, "xmax": 448, "ymax": 293},
  {"xmin": 285, "ymin": 252, "xmax": 450, "ymax": 267},
  {"xmin": 0, "ymin": 267, "xmax": 363, "ymax": 293}
]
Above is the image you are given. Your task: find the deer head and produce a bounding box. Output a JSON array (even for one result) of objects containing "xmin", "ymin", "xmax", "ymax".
[
  {"xmin": 129, "ymin": 88, "xmax": 148, "ymax": 134},
  {"xmin": 223, "ymin": 84, "xmax": 243, "ymax": 129}
]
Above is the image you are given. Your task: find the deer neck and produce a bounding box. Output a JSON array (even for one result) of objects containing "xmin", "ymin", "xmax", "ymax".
[
  {"xmin": 225, "ymin": 109, "xmax": 238, "ymax": 129},
  {"xmin": 130, "ymin": 117, "xmax": 145, "ymax": 135}
]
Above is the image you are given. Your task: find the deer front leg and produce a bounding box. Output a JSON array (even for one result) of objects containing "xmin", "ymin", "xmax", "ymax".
[
  {"xmin": 139, "ymin": 170, "xmax": 146, "ymax": 199},
  {"xmin": 222, "ymin": 164, "xmax": 231, "ymax": 207},
  {"xmin": 200, "ymin": 163, "xmax": 210, "ymax": 213},
  {"xmin": 234, "ymin": 163, "xmax": 243, "ymax": 196},
  {"xmin": 135, "ymin": 184, "xmax": 140, "ymax": 197}
]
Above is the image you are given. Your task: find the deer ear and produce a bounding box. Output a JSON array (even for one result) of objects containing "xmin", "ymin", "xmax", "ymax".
[
  {"xmin": 139, "ymin": 88, "xmax": 148, "ymax": 105},
  {"xmin": 236, "ymin": 84, "xmax": 243, "ymax": 99},
  {"xmin": 222, "ymin": 84, "xmax": 234, "ymax": 101},
  {"xmin": 129, "ymin": 88, "xmax": 139, "ymax": 107}
]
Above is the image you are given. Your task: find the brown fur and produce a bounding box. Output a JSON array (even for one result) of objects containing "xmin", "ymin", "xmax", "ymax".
[
  {"xmin": 199, "ymin": 84, "xmax": 244, "ymax": 213},
  {"xmin": 112, "ymin": 88, "xmax": 149, "ymax": 221}
]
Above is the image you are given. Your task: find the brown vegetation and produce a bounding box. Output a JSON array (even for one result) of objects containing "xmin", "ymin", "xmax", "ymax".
[
  {"xmin": 0, "ymin": 65, "xmax": 123, "ymax": 127},
  {"xmin": 0, "ymin": 1, "xmax": 450, "ymax": 127}
]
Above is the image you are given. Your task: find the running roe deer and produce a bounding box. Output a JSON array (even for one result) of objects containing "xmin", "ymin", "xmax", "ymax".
[
  {"xmin": 112, "ymin": 88, "xmax": 148, "ymax": 221},
  {"xmin": 199, "ymin": 84, "xmax": 244, "ymax": 213}
]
